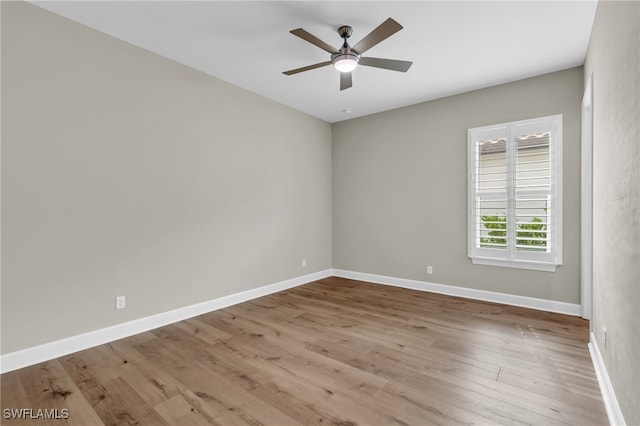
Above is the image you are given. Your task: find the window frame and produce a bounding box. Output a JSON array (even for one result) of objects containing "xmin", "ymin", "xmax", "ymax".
[{"xmin": 467, "ymin": 114, "xmax": 563, "ymax": 272}]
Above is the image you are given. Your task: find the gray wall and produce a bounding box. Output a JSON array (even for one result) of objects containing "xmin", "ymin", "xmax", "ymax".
[
  {"xmin": 585, "ymin": 1, "xmax": 640, "ymax": 424},
  {"xmin": 333, "ymin": 67, "xmax": 583, "ymax": 303},
  {"xmin": 1, "ymin": 2, "xmax": 332, "ymax": 354}
]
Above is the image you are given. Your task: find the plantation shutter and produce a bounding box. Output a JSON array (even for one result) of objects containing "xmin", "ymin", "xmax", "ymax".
[
  {"xmin": 469, "ymin": 126, "xmax": 509, "ymax": 254},
  {"xmin": 468, "ymin": 115, "xmax": 562, "ymax": 271}
]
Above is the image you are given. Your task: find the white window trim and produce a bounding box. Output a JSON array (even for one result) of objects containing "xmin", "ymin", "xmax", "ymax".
[
  {"xmin": 467, "ymin": 114, "xmax": 563, "ymax": 272},
  {"xmin": 470, "ymin": 256, "xmax": 559, "ymax": 272}
]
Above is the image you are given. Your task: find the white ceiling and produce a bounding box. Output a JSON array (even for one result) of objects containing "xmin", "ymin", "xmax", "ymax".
[{"xmin": 31, "ymin": 1, "xmax": 597, "ymax": 123}]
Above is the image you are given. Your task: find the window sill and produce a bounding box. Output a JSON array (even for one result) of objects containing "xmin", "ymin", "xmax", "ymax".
[{"xmin": 471, "ymin": 257, "xmax": 558, "ymax": 272}]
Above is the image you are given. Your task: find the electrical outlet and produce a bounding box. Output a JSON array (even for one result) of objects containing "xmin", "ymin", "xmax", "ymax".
[
  {"xmin": 302, "ymin": 258, "xmax": 307, "ymax": 268},
  {"xmin": 115, "ymin": 296, "xmax": 126, "ymax": 310},
  {"xmin": 427, "ymin": 265, "xmax": 433, "ymax": 275}
]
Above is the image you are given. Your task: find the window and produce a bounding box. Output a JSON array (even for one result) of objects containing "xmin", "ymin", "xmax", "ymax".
[{"xmin": 468, "ymin": 115, "xmax": 562, "ymax": 271}]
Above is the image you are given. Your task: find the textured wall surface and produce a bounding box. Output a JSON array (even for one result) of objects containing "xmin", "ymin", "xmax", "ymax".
[{"xmin": 585, "ymin": 1, "xmax": 640, "ymax": 424}]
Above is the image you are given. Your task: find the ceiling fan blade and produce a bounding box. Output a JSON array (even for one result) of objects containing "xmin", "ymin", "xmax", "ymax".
[
  {"xmin": 359, "ymin": 57, "xmax": 413, "ymax": 72},
  {"xmin": 290, "ymin": 28, "xmax": 338, "ymax": 54},
  {"xmin": 283, "ymin": 61, "xmax": 332, "ymax": 75},
  {"xmin": 352, "ymin": 18, "xmax": 403, "ymax": 54},
  {"xmin": 340, "ymin": 72, "xmax": 352, "ymax": 91}
]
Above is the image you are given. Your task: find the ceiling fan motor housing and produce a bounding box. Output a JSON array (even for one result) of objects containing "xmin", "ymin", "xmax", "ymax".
[
  {"xmin": 332, "ymin": 25, "xmax": 360, "ymax": 72},
  {"xmin": 331, "ymin": 51, "xmax": 360, "ymax": 72}
]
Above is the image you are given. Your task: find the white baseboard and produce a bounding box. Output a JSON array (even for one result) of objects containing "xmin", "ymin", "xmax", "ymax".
[
  {"xmin": 331, "ymin": 269, "xmax": 581, "ymax": 316},
  {"xmin": 589, "ymin": 332, "xmax": 626, "ymax": 426},
  {"xmin": 0, "ymin": 269, "xmax": 332, "ymax": 374}
]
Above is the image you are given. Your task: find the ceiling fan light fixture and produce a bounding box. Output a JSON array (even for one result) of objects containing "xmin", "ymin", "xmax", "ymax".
[
  {"xmin": 333, "ymin": 54, "xmax": 359, "ymax": 72},
  {"xmin": 283, "ymin": 18, "xmax": 411, "ymax": 90}
]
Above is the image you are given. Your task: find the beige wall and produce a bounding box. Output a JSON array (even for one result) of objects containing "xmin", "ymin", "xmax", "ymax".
[
  {"xmin": 333, "ymin": 67, "xmax": 583, "ymax": 303},
  {"xmin": 585, "ymin": 1, "xmax": 640, "ymax": 424},
  {"xmin": 1, "ymin": 2, "xmax": 332, "ymax": 354}
]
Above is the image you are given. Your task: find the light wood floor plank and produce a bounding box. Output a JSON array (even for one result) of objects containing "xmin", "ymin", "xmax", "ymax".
[
  {"xmin": 7, "ymin": 360, "xmax": 105, "ymax": 426},
  {"xmin": 1, "ymin": 277, "xmax": 608, "ymax": 425}
]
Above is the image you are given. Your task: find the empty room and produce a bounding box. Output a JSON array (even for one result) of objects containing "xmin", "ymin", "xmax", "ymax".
[{"xmin": 1, "ymin": 1, "xmax": 638, "ymax": 425}]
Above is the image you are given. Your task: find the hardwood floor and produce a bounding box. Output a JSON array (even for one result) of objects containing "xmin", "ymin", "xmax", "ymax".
[{"xmin": 1, "ymin": 277, "xmax": 608, "ymax": 425}]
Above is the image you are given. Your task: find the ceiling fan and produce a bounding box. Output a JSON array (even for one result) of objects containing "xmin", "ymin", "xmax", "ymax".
[{"xmin": 283, "ymin": 18, "xmax": 413, "ymax": 91}]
